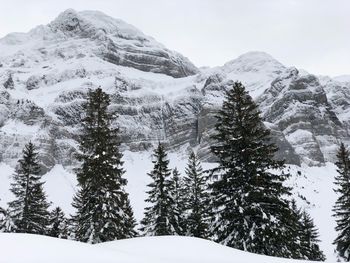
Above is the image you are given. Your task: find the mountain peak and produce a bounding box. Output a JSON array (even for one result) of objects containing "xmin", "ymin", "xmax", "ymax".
[
  {"xmin": 0, "ymin": 9, "xmax": 198, "ymax": 78},
  {"xmin": 223, "ymin": 51, "xmax": 285, "ymax": 74},
  {"xmin": 236, "ymin": 51, "xmax": 276, "ymax": 61},
  {"xmin": 49, "ymin": 9, "xmax": 147, "ymax": 41},
  {"xmin": 49, "ymin": 9, "xmax": 80, "ymax": 33}
]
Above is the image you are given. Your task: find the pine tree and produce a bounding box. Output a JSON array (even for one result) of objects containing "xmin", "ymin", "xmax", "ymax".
[
  {"xmin": 287, "ymin": 200, "xmax": 304, "ymax": 259},
  {"xmin": 7, "ymin": 142, "xmax": 50, "ymax": 234},
  {"xmin": 287, "ymin": 200, "xmax": 325, "ymax": 261},
  {"xmin": 183, "ymin": 151, "xmax": 210, "ymax": 238},
  {"xmin": 209, "ymin": 82, "xmax": 298, "ymax": 257},
  {"xmin": 72, "ymin": 88, "xmax": 136, "ymax": 243},
  {"xmin": 299, "ymin": 210, "xmax": 325, "ymax": 261},
  {"xmin": 0, "ymin": 201, "xmax": 4, "ymax": 217},
  {"xmin": 140, "ymin": 143, "xmax": 179, "ymax": 236},
  {"xmin": 333, "ymin": 142, "xmax": 350, "ymax": 261},
  {"xmin": 0, "ymin": 204, "xmax": 5, "ymax": 232},
  {"xmin": 0, "ymin": 209, "xmax": 16, "ymax": 233},
  {"xmin": 123, "ymin": 198, "xmax": 138, "ymax": 238},
  {"xmin": 170, "ymin": 168, "xmax": 186, "ymax": 235},
  {"xmin": 48, "ymin": 207, "xmax": 68, "ymax": 239}
]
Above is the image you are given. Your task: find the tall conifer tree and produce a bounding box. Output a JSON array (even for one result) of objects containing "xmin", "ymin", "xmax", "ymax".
[
  {"xmin": 48, "ymin": 206, "xmax": 68, "ymax": 239},
  {"xmin": 170, "ymin": 168, "xmax": 186, "ymax": 235},
  {"xmin": 333, "ymin": 142, "xmax": 350, "ymax": 261},
  {"xmin": 140, "ymin": 143, "xmax": 179, "ymax": 235},
  {"xmin": 299, "ymin": 210, "xmax": 325, "ymax": 261},
  {"xmin": 7, "ymin": 142, "xmax": 50, "ymax": 234},
  {"xmin": 288, "ymin": 200, "xmax": 325, "ymax": 260},
  {"xmin": 209, "ymin": 82, "xmax": 300, "ymax": 257},
  {"xmin": 72, "ymin": 88, "xmax": 135, "ymax": 243},
  {"xmin": 0, "ymin": 203, "xmax": 5, "ymax": 232},
  {"xmin": 183, "ymin": 151, "xmax": 209, "ymax": 238}
]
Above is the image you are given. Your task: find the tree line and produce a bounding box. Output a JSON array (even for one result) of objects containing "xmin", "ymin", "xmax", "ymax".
[{"xmin": 2, "ymin": 82, "xmax": 343, "ymax": 261}]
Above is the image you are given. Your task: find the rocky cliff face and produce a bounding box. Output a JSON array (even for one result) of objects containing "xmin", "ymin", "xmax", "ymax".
[
  {"xmin": 258, "ymin": 69, "xmax": 347, "ymax": 165},
  {"xmin": 0, "ymin": 10, "xmax": 348, "ymax": 169}
]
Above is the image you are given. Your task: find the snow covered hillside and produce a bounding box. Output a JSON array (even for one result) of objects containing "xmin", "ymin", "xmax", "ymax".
[{"xmin": 1, "ymin": 233, "xmax": 314, "ymax": 263}]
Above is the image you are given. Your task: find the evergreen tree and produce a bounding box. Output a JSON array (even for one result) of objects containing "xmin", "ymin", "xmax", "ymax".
[
  {"xmin": 183, "ymin": 151, "xmax": 210, "ymax": 238},
  {"xmin": 170, "ymin": 168, "xmax": 186, "ymax": 235},
  {"xmin": 0, "ymin": 202, "xmax": 4, "ymax": 217},
  {"xmin": 72, "ymin": 88, "xmax": 136, "ymax": 243},
  {"xmin": 123, "ymin": 198, "xmax": 138, "ymax": 238},
  {"xmin": 0, "ymin": 209, "xmax": 15, "ymax": 233},
  {"xmin": 7, "ymin": 142, "xmax": 50, "ymax": 234},
  {"xmin": 48, "ymin": 207, "xmax": 68, "ymax": 239},
  {"xmin": 0, "ymin": 203, "xmax": 5, "ymax": 232},
  {"xmin": 209, "ymin": 82, "xmax": 298, "ymax": 257},
  {"xmin": 287, "ymin": 200, "xmax": 304, "ymax": 259},
  {"xmin": 287, "ymin": 200, "xmax": 325, "ymax": 261},
  {"xmin": 140, "ymin": 143, "xmax": 179, "ymax": 236},
  {"xmin": 299, "ymin": 210, "xmax": 325, "ymax": 261},
  {"xmin": 333, "ymin": 142, "xmax": 350, "ymax": 261}
]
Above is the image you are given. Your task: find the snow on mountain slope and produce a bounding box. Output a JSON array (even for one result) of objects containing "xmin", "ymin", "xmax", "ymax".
[
  {"xmin": 0, "ymin": 233, "xmax": 314, "ymax": 263},
  {"xmin": 319, "ymin": 76, "xmax": 350, "ymax": 126},
  {"xmin": 286, "ymin": 163, "xmax": 338, "ymax": 260},
  {"xmin": 221, "ymin": 51, "xmax": 286, "ymax": 98},
  {"xmin": 0, "ymin": 9, "xmax": 198, "ymax": 78}
]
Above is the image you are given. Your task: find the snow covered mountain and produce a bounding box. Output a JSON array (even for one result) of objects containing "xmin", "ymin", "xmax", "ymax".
[
  {"xmin": 1, "ymin": 9, "xmax": 349, "ymax": 261},
  {"xmin": 0, "ymin": 9, "xmax": 198, "ymax": 78},
  {"xmin": 0, "ymin": 9, "xmax": 348, "ymax": 169}
]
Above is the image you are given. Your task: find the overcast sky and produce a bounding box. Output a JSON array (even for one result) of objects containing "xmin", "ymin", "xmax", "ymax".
[{"xmin": 0, "ymin": 0, "xmax": 349, "ymax": 76}]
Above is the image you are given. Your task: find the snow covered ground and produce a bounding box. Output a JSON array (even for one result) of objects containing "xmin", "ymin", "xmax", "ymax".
[
  {"xmin": 0, "ymin": 233, "xmax": 314, "ymax": 263},
  {"xmin": 0, "ymin": 151, "xmax": 340, "ymax": 261}
]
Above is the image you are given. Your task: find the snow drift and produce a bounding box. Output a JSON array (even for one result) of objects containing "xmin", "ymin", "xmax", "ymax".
[{"xmin": 0, "ymin": 233, "xmax": 313, "ymax": 263}]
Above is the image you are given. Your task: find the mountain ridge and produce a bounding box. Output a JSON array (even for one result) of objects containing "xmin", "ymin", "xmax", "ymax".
[{"xmin": 0, "ymin": 9, "xmax": 349, "ymax": 169}]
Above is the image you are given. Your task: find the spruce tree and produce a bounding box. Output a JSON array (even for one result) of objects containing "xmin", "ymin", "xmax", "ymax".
[
  {"xmin": 72, "ymin": 88, "xmax": 135, "ymax": 243},
  {"xmin": 48, "ymin": 207, "xmax": 68, "ymax": 239},
  {"xmin": 183, "ymin": 151, "xmax": 209, "ymax": 238},
  {"xmin": 333, "ymin": 142, "xmax": 350, "ymax": 261},
  {"xmin": 287, "ymin": 200, "xmax": 304, "ymax": 259},
  {"xmin": 209, "ymin": 82, "xmax": 298, "ymax": 257},
  {"xmin": 287, "ymin": 200, "xmax": 325, "ymax": 261},
  {"xmin": 7, "ymin": 142, "xmax": 50, "ymax": 234},
  {"xmin": 0, "ymin": 202, "xmax": 4, "ymax": 217},
  {"xmin": 123, "ymin": 198, "xmax": 138, "ymax": 238},
  {"xmin": 170, "ymin": 168, "xmax": 186, "ymax": 235},
  {"xmin": 140, "ymin": 143, "xmax": 179, "ymax": 236},
  {"xmin": 0, "ymin": 204, "xmax": 5, "ymax": 232},
  {"xmin": 299, "ymin": 210, "xmax": 325, "ymax": 261}
]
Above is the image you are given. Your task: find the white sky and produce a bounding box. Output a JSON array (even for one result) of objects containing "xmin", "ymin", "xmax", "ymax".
[{"xmin": 0, "ymin": 0, "xmax": 349, "ymax": 77}]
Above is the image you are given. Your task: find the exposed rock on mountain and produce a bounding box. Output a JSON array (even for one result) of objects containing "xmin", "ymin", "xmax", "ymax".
[
  {"xmin": 0, "ymin": 10, "xmax": 348, "ymax": 169},
  {"xmin": 258, "ymin": 68, "xmax": 346, "ymax": 165}
]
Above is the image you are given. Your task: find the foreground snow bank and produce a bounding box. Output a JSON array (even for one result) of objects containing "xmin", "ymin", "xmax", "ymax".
[
  {"xmin": 0, "ymin": 233, "xmax": 313, "ymax": 263},
  {"xmin": 0, "ymin": 233, "xmax": 136, "ymax": 263}
]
